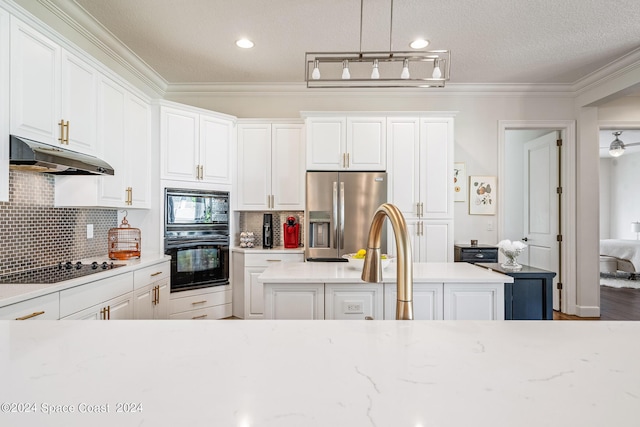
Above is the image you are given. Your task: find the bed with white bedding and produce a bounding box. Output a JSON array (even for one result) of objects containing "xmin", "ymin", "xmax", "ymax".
[{"xmin": 600, "ymin": 239, "xmax": 640, "ymax": 275}]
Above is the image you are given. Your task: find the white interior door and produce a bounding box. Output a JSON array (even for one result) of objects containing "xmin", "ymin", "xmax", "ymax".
[{"xmin": 523, "ymin": 131, "xmax": 560, "ymax": 309}]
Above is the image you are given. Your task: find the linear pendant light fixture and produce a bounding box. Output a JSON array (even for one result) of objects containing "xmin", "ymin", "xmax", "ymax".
[
  {"xmin": 609, "ymin": 131, "xmax": 640, "ymax": 157},
  {"xmin": 305, "ymin": 0, "xmax": 450, "ymax": 88}
]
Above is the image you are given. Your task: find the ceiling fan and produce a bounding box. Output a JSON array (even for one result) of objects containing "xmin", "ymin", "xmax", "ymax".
[{"xmin": 608, "ymin": 131, "xmax": 640, "ymax": 157}]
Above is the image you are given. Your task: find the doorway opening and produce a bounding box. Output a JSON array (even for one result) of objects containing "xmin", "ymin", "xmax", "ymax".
[{"xmin": 499, "ymin": 121, "xmax": 576, "ymax": 315}]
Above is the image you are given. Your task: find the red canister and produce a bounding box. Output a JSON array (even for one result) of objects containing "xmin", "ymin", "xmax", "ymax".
[{"xmin": 283, "ymin": 216, "xmax": 299, "ymax": 248}]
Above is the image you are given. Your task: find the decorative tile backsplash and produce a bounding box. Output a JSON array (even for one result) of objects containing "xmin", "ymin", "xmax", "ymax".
[
  {"xmin": 238, "ymin": 211, "xmax": 305, "ymax": 248},
  {"xmin": 0, "ymin": 171, "xmax": 117, "ymax": 275}
]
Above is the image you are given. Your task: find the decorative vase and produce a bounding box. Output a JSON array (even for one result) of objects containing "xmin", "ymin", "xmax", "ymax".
[{"xmin": 501, "ymin": 250, "xmax": 522, "ymax": 269}]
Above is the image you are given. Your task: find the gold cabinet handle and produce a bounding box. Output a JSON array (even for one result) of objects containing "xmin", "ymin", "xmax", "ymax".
[
  {"xmin": 100, "ymin": 307, "xmax": 106, "ymax": 320},
  {"xmin": 192, "ymin": 314, "xmax": 208, "ymax": 319},
  {"xmin": 191, "ymin": 300, "xmax": 207, "ymax": 305},
  {"xmin": 64, "ymin": 120, "xmax": 70, "ymax": 144},
  {"xmin": 266, "ymin": 259, "xmax": 282, "ymax": 262},
  {"xmin": 107, "ymin": 306, "xmax": 111, "ymax": 320},
  {"xmin": 15, "ymin": 311, "xmax": 45, "ymax": 320},
  {"xmin": 200, "ymin": 165, "xmax": 204, "ymax": 180},
  {"xmin": 420, "ymin": 202, "xmax": 424, "ymax": 217},
  {"xmin": 346, "ymin": 152, "xmax": 350, "ymax": 168},
  {"xmin": 156, "ymin": 285, "xmax": 160, "ymax": 305},
  {"xmin": 58, "ymin": 119, "xmax": 65, "ymax": 144},
  {"xmin": 150, "ymin": 271, "xmax": 163, "ymax": 277}
]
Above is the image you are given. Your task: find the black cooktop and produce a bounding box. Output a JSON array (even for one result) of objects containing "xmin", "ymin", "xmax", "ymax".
[{"xmin": 0, "ymin": 261, "xmax": 125, "ymax": 285}]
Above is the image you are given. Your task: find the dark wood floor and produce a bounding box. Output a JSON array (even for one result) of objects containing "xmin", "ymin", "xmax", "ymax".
[{"xmin": 554, "ymin": 285, "xmax": 640, "ymax": 320}]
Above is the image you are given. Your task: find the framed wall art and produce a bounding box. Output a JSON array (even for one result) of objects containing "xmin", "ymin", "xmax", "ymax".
[
  {"xmin": 454, "ymin": 162, "xmax": 466, "ymax": 202},
  {"xmin": 469, "ymin": 176, "xmax": 496, "ymax": 215}
]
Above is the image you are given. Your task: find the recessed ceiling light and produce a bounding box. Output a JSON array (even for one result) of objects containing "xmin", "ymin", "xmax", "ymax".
[
  {"xmin": 236, "ymin": 39, "xmax": 254, "ymax": 49},
  {"xmin": 410, "ymin": 39, "xmax": 429, "ymax": 49}
]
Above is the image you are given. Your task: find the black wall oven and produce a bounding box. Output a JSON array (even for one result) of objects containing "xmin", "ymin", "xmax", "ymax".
[{"xmin": 164, "ymin": 188, "xmax": 230, "ymax": 293}]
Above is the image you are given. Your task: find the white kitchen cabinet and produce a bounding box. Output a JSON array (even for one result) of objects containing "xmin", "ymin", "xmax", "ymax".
[
  {"xmin": 263, "ymin": 283, "xmax": 324, "ymax": 320},
  {"xmin": 54, "ymin": 78, "xmax": 151, "ymax": 209},
  {"xmin": 62, "ymin": 291, "xmax": 133, "ymax": 320},
  {"xmin": 10, "ymin": 17, "xmax": 97, "ymax": 154},
  {"xmin": 236, "ymin": 121, "xmax": 305, "ymax": 210},
  {"xmin": 325, "ymin": 283, "xmax": 383, "ymax": 320},
  {"xmin": 160, "ymin": 104, "xmax": 234, "ymax": 185},
  {"xmin": 59, "ymin": 272, "xmax": 134, "ymax": 319},
  {"xmin": 0, "ymin": 292, "xmax": 60, "ymax": 320},
  {"xmin": 133, "ymin": 261, "xmax": 170, "ymax": 319},
  {"xmin": 168, "ymin": 286, "xmax": 232, "ymax": 320},
  {"xmin": 443, "ymin": 282, "xmax": 504, "ymax": 320},
  {"xmin": 387, "ymin": 115, "xmax": 454, "ymax": 262},
  {"xmin": 0, "ymin": 8, "xmax": 9, "ymax": 202},
  {"xmin": 305, "ymin": 115, "xmax": 386, "ymax": 171},
  {"xmin": 389, "ymin": 219, "xmax": 453, "ymax": 263},
  {"xmin": 387, "ymin": 116, "xmax": 453, "ymax": 219},
  {"xmin": 384, "ymin": 282, "xmax": 443, "ymax": 320},
  {"xmin": 232, "ymin": 250, "xmax": 305, "ymax": 319}
]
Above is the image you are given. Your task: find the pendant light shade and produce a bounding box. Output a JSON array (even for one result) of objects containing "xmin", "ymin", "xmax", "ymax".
[{"xmin": 305, "ymin": 0, "xmax": 450, "ymax": 88}]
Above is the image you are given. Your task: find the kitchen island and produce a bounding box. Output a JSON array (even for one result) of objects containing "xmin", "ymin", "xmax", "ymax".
[
  {"xmin": 1, "ymin": 320, "xmax": 638, "ymax": 426},
  {"xmin": 259, "ymin": 262, "xmax": 513, "ymax": 320}
]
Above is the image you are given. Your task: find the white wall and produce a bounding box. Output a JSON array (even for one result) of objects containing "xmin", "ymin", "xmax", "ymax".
[
  {"xmin": 606, "ymin": 153, "xmax": 640, "ymax": 239},
  {"xmin": 599, "ymin": 158, "xmax": 611, "ymax": 239}
]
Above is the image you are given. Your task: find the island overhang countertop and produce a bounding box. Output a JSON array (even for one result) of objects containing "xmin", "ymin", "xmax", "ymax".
[
  {"xmin": 258, "ymin": 261, "xmax": 515, "ymax": 284},
  {"xmin": 1, "ymin": 320, "xmax": 638, "ymax": 426}
]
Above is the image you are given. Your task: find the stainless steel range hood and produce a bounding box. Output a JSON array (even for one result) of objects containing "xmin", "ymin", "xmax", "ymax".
[{"xmin": 9, "ymin": 135, "xmax": 114, "ymax": 175}]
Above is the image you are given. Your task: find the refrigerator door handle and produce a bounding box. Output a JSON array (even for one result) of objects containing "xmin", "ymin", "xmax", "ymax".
[
  {"xmin": 339, "ymin": 181, "xmax": 345, "ymax": 249},
  {"xmin": 333, "ymin": 182, "xmax": 338, "ymax": 249}
]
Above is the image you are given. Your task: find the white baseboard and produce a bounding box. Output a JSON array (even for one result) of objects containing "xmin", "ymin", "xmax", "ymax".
[{"xmin": 574, "ymin": 305, "xmax": 600, "ymax": 318}]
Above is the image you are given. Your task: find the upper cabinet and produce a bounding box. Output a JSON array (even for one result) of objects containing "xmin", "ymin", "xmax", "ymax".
[
  {"xmin": 55, "ymin": 76, "xmax": 151, "ymax": 209},
  {"xmin": 236, "ymin": 121, "xmax": 305, "ymax": 210},
  {"xmin": 387, "ymin": 115, "xmax": 455, "ymax": 262},
  {"xmin": 305, "ymin": 114, "xmax": 386, "ymax": 171},
  {"xmin": 160, "ymin": 104, "xmax": 235, "ymax": 185},
  {"xmin": 387, "ymin": 116, "xmax": 454, "ymax": 220},
  {"xmin": 9, "ymin": 17, "xmax": 97, "ymax": 154}
]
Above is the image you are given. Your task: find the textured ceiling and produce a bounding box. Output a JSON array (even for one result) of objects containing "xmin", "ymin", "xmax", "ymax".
[{"xmin": 67, "ymin": 0, "xmax": 640, "ymax": 85}]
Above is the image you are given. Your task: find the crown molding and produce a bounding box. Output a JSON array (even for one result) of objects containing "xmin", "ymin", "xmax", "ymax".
[
  {"xmin": 164, "ymin": 82, "xmax": 576, "ymax": 97},
  {"xmin": 37, "ymin": 0, "xmax": 167, "ymax": 96},
  {"xmin": 571, "ymin": 46, "xmax": 640, "ymax": 95}
]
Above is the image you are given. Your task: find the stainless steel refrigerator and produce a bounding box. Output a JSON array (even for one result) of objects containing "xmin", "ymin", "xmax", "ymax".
[{"xmin": 305, "ymin": 171, "xmax": 387, "ymax": 261}]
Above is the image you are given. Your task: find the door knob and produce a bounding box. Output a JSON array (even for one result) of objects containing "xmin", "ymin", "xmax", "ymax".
[{"xmin": 522, "ymin": 237, "xmax": 528, "ymax": 242}]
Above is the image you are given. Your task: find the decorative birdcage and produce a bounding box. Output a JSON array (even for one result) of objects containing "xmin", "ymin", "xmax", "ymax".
[{"xmin": 108, "ymin": 213, "xmax": 141, "ymax": 260}]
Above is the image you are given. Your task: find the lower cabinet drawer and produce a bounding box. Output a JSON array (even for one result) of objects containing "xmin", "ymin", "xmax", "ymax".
[
  {"xmin": 0, "ymin": 292, "xmax": 60, "ymax": 320},
  {"xmin": 459, "ymin": 250, "xmax": 498, "ymax": 263},
  {"xmin": 169, "ymin": 304, "xmax": 232, "ymax": 320},
  {"xmin": 169, "ymin": 289, "xmax": 232, "ymax": 315},
  {"xmin": 60, "ymin": 272, "xmax": 134, "ymax": 318}
]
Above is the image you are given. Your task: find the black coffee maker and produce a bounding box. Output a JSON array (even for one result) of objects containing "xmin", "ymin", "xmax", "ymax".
[{"xmin": 262, "ymin": 213, "xmax": 273, "ymax": 249}]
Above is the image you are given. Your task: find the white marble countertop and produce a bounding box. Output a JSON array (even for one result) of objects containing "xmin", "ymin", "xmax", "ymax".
[
  {"xmin": 0, "ymin": 253, "xmax": 170, "ymax": 308},
  {"xmin": 259, "ymin": 261, "xmax": 514, "ymax": 284},
  {"xmin": 1, "ymin": 320, "xmax": 638, "ymax": 426},
  {"xmin": 232, "ymin": 246, "xmax": 305, "ymax": 254}
]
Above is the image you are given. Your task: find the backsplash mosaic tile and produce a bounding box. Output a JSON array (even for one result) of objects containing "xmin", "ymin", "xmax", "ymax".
[
  {"xmin": 238, "ymin": 211, "xmax": 304, "ymax": 248},
  {"xmin": 0, "ymin": 171, "xmax": 117, "ymax": 275}
]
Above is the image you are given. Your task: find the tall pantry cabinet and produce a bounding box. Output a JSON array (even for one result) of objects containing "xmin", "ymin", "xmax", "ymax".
[{"xmin": 386, "ymin": 115, "xmax": 455, "ymax": 262}]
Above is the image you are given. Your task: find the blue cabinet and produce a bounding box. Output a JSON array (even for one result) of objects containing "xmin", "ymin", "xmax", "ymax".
[{"xmin": 480, "ymin": 263, "xmax": 556, "ymax": 320}]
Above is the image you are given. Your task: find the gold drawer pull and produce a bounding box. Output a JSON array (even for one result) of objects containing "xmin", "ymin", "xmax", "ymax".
[
  {"xmin": 191, "ymin": 300, "xmax": 207, "ymax": 305},
  {"xmin": 150, "ymin": 271, "xmax": 163, "ymax": 277},
  {"xmin": 266, "ymin": 259, "xmax": 282, "ymax": 262},
  {"xmin": 192, "ymin": 314, "xmax": 208, "ymax": 319},
  {"xmin": 15, "ymin": 311, "xmax": 45, "ymax": 320}
]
